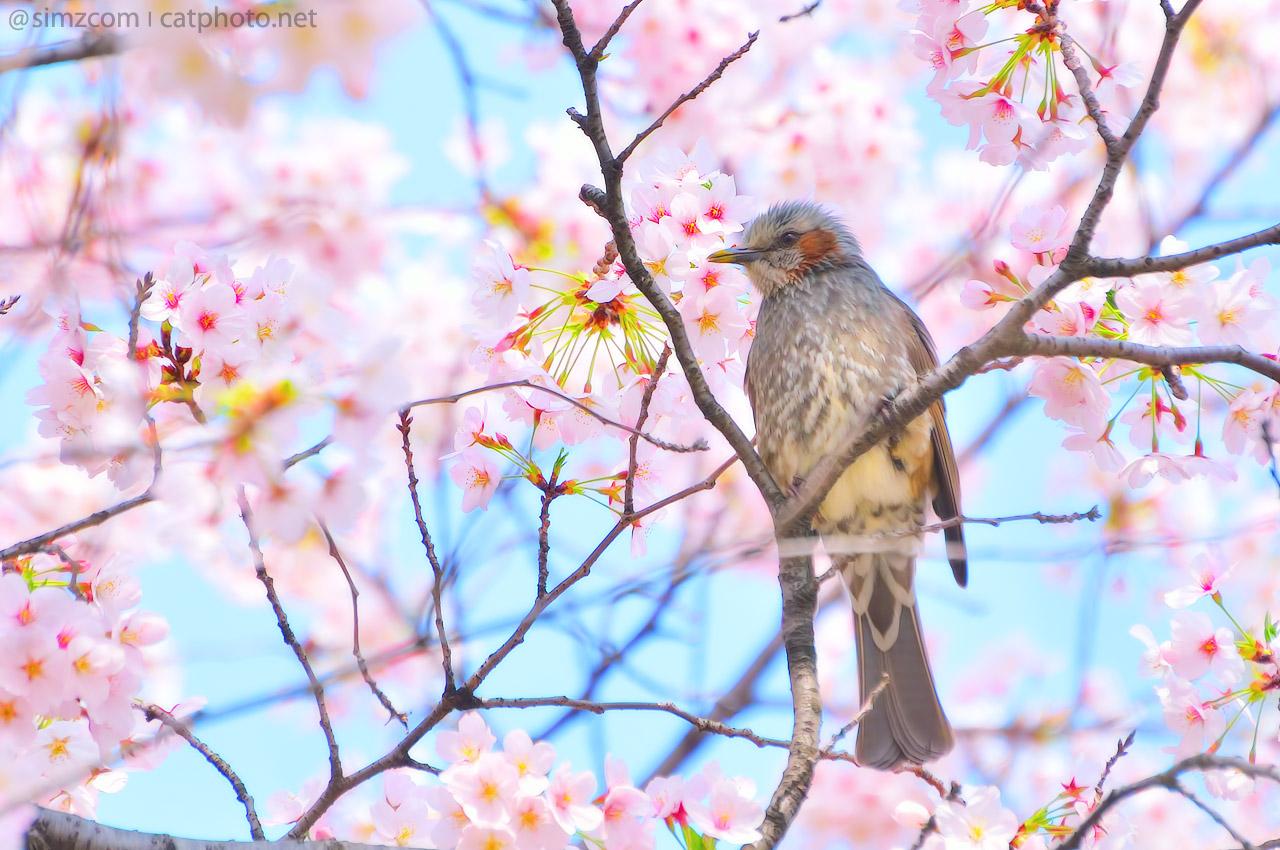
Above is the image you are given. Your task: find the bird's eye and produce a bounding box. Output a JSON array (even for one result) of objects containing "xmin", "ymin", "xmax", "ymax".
[{"xmin": 779, "ymin": 231, "xmax": 801, "ymax": 246}]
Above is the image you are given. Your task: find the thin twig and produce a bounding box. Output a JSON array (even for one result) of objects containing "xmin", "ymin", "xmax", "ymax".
[
  {"xmin": 821, "ymin": 673, "xmax": 889, "ymax": 755},
  {"xmin": 778, "ymin": 1, "xmax": 821, "ymax": 22},
  {"xmin": 614, "ymin": 31, "xmax": 759, "ymax": 165},
  {"xmin": 1094, "ymin": 730, "xmax": 1137, "ymax": 799},
  {"xmin": 479, "ymin": 696, "xmax": 792, "ymax": 749},
  {"xmin": 536, "ymin": 466, "xmax": 559, "ymax": 598},
  {"xmin": 1262, "ymin": 422, "xmax": 1280, "ymax": 498},
  {"xmin": 285, "ymin": 437, "xmax": 333, "ymax": 469},
  {"xmin": 588, "ymin": 0, "xmax": 645, "ymax": 60},
  {"xmin": 398, "ymin": 411, "xmax": 457, "ymax": 694},
  {"xmin": 0, "ymin": 294, "xmax": 20, "ymax": 315},
  {"xmin": 422, "ymin": 0, "xmax": 492, "ymax": 201},
  {"xmin": 319, "ymin": 521, "xmax": 408, "ymax": 728},
  {"xmin": 625, "ymin": 345, "xmax": 671, "ymax": 515},
  {"xmin": 1174, "ymin": 783, "xmax": 1257, "ymax": 850},
  {"xmin": 237, "ymin": 489, "xmax": 343, "ymax": 783},
  {"xmin": 140, "ymin": 704, "xmax": 265, "ymax": 840},
  {"xmin": 402, "ymin": 379, "xmax": 707, "ymax": 453}
]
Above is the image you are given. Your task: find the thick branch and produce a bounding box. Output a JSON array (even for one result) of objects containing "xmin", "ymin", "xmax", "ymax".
[
  {"xmin": 1088, "ymin": 222, "xmax": 1280, "ymax": 278},
  {"xmin": 25, "ymin": 809, "xmax": 386, "ymax": 850},
  {"xmin": 1013, "ymin": 334, "xmax": 1280, "ymax": 384}
]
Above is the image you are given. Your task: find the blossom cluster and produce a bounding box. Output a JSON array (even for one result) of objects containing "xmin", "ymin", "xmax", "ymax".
[
  {"xmin": 271, "ymin": 712, "xmax": 764, "ymax": 849},
  {"xmin": 24, "ymin": 242, "xmax": 391, "ymax": 543},
  {"xmin": 0, "ymin": 549, "xmax": 171, "ymax": 818},
  {"xmin": 963, "ymin": 204, "xmax": 1279, "ymax": 487},
  {"xmin": 453, "ymin": 146, "xmax": 756, "ymax": 524},
  {"xmin": 1132, "ymin": 547, "xmax": 1278, "ymax": 772},
  {"xmin": 908, "ymin": 0, "xmax": 1144, "ymax": 169}
]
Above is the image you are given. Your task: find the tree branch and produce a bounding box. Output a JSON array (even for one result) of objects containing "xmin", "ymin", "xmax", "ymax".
[
  {"xmin": 237, "ymin": 490, "xmax": 343, "ymax": 784},
  {"xmin": 1059, "ymin": 754, "xmax": 1280, "ymax": 850},
  {"xmin": 139, "ymin": 705, "xmax": 265, "ymax": 840},
  {"xmin": 403, "ymin": 378, "xmax": 707, "ymax": 453},
  {"xmin": 0, "ymin": 32, "xmax": 121, "ymax": 75},
  {"xmin": 397, "ymin": 411, "xmax": 457, "ymax": 694},
  {"xmin": 318, "ymin": 521, "xmax": 408, "ymax": 728}
]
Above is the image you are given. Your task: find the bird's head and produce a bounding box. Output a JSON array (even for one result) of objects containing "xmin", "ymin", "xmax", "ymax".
[{"xmin": 707, "ymin": 201, "xmax": 861, "ymax": 297}]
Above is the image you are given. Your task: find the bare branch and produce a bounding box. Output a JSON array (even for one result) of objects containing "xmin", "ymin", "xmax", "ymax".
[
  {"xmin": 319, "ymin": 521, "xmax": 408, "ymax": 728},
  {"xmin": 28, "ymin": 809, "xmax": 391, "ymax": 850},
  {"xmin": 1088, "ymin": 222, "xmax": 1280, "ymax": 278},
  {"xmin": 139, "ymin": 704, "xmax": 265, "ymax": 840},
  {"xmin": 1047, "ymin": 6, "xmax": 1118, "ymax": 151},
  {"xmin": 285, "ymin": 437, "xmax": 334, "ymax": 469},
  {"xmin": 536, "ymin": 466, "xmax": 560, "ymax": 598},
  {"xmin": 403, "ymin": 379, "xmax": 707, "ymax": 453},
  {"xmin": 0, "ymin": 294, "xmax": 19, "ymax": 315},
  {"xmin": 237, "ymin": 490, "xmax": 343, "ymax": 784},
  {"xmin": 0, "ymin": 492, "xmax": 153, "ymax": 561},
  {"xmin": 1063, "ymin": 0, "xmax": 1204, "ymax": 262},
  {"xmin": 422, "ymin": 1, "xmax": 492, "ymax": 201},
  {"xmin": 615, "ymin": 31, "xmax": 759, "ymax": 166},
  {"xmin": 778, "ymin": 1, "xmax": 821, "ymax": 23},
  {"xmin": 625, "ymin": 346, "xmax": 672, "ymax": 515},
  {"xmin": 589, "ymin": 0, "xmax": 645, "ymax": 61},
  {"xmin": 397, "ymin": 411, "xmax": 457, "ymax": 694},
  {"xmin": 1059, "ymin": 754, "xmax": 1280, "ymax": 850},
  {"xmin": 0, "ymin": 32, "xmax": 120, "ymax": 75},
  {"xmin": 1013, "ymin": 333, "xmax": 1280, "ymax": 384},
  {"xmin": 821, "ymin": 673, "xmax": 888, "ymax": 755},
  {"xmin": 479, "ymin": 696, "xmax": 792, "ymax": 749}
]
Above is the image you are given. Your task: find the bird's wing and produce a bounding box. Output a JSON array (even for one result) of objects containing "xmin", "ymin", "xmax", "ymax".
[{"xmin": 899, "ymin": 300, "xmax": 967, "ymax": 588}]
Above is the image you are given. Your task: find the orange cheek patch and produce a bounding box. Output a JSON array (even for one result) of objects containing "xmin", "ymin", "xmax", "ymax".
[{"xmin": 796, "ymin": 229, "xmax": 839, "ymax": 272}]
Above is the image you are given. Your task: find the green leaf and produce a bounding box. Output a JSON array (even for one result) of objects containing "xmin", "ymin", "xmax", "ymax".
[{"xmin": 1264, "ymin": 611, "xmax": 1277, "ymax": 643}]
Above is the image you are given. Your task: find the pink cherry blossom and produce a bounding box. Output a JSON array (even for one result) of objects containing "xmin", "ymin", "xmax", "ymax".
[
  {"xmin": 449, "ymin": 449, "xmax": 502, "ymax": 513},
  {"xmin": 680, "ymin": 287, "xmax": 749, "ymax": 360},
  {"xmin": 437, "ymin": 711, "xmax": 497, "ymax": 764},
  {"xmin": 1169, "ymin": 610, "xmax": 1244, "ymax": 685},
  {"xmin": 932, "ymin": 786, "xmax": 1018, "ymax": 850},
  {"xmin": 175, "ymin": 282, "xmax": 250, "ymax": 357},
  {"xmin": 1120, "ymin": 452, "xmax": 1194, "ymax": 487},
  {"xmin": 1195, "ymin": 269, "xmax": 1271, "ymax": 346},
  {"xmin": 1130, "ymin": 624, "xmax": 1177, "ymax": 679},
  {"xmin": 1156, "ymin": 676, "xmax": 1226, "ymax": 759},
  {"xmin": 1027, "ymin": 359, "xmax": 1110, "ymax": 437},
  {"xmin": 1011, "ymin": 205, "xmax": 1071, "ymax": 256},
  {"xmin": 456, "ymin": 825, "xmax": 518, "ymax": 850},
  {"xmin": 1164, "ymin": 546, "xmax": 1233, "ymax": 608},
  {"xmin": 449, "ymin": 753, "xmax": 520, "ymax": 825},
  {"xmin": 1115, "ymin": 278, "xmax": 1194, "ymax": 346},
  {"xmin": 684, "ymin": 774, "xmax": 763, "ymax": 844},
  {"xmin": 509, "ymin": 795, "xmax": 569, "ymax": 850},
  {"xmin": 546, "ymin": 763, "xmax": 603, "ymax": 834},
  {"xmin": 502, "ymin": 729, "xmax": 555, "ymax": 795},
  {"xmin": 472, "ymin": 242, "xmax": 531, "ymax": 326}
]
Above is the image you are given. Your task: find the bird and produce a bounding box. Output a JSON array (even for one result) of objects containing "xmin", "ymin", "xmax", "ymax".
[{"xmin": 707, "ymin": 201, "xmax": 967, "ymax": 770}]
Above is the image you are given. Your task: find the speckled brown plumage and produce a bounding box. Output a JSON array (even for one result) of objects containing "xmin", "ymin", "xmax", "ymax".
[{"xmin": 709, "ymin": 201, "xmax": 967, "ymax": 770}]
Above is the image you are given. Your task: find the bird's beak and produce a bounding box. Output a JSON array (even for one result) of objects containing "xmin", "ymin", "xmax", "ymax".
[{"xmin": 707, "ymin": 246, "xmax": 763, "ymax": 265}]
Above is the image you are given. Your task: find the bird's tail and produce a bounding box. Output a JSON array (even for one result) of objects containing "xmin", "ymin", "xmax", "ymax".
[{"xmin": 841, "ymin": 552, "xmax": 953, "ymax": 769}]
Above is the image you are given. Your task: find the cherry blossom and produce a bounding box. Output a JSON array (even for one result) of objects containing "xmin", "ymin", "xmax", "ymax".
[
  {"xmin": 1165, "ymin": 546, "xmax": 1233, "ymax": 608},
  {"xmin": 932, "ymin": 786, "xmax": 1018, "ymax": 850},
  {"xmin": 1027, "ymin": 359, "xmax": 1110, "ymax": 437}
]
